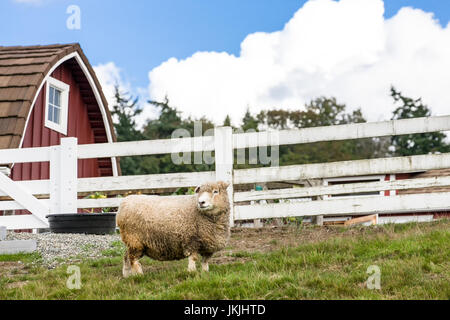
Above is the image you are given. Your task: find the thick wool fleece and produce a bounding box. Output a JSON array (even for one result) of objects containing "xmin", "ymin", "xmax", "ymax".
[{"xmin": 116, "ymin": 182, "xmax": 230, "ymax": 262}]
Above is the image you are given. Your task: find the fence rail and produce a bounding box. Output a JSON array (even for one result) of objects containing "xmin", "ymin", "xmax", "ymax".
[
  {"xmin": 234, "ymin": 176, "xmax": 450, "ymax": 202},
  {"xmin": 1, "ymin": 115, "xmax": 450, "ymax": 230},
  {"xmin": 234, "ymin": 192, "xmax": 450, "ymax": 220},
  {"xmin": 233, "ymin": 115, "xmax": 450, "ymax": 147},
  {"xmin": 234, "ymin": 153, "xmax": 450, "ymax": 184}
]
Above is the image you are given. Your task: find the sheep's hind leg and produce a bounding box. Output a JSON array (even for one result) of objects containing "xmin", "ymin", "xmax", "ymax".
[
  {"xmin": 201, "ymin": 254, "xmax": 212, "ymax": 272},
  {"xmin": 187, "ymin": 252, "xmax": 199, "ymax": 272},
  {"xmin": 123, "ymin": 248, "xmax": 144, "ymax": 277}
]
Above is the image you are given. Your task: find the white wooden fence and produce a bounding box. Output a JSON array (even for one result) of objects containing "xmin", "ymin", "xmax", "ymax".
[{"xmin": 1, "ymin": 115, "xmax": 450, "ymax": 230}]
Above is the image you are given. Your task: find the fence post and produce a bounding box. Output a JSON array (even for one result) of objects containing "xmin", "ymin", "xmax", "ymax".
[
  {"xmin": 0, "ymin": 226, "xmax": 6, "ymax": 240},
  {"xmin": 50, "ymin": 137, "xmax": 78, "ymax": 214},
  {"xmin": 215, "ymin": 126, "xmax": 234, "ymax": 227},
  {"xmin": 306, "ymin": 179, "xmax": 324, "ymax": 226}
]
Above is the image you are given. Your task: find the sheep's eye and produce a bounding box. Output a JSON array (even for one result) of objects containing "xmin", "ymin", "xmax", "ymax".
[{"xmin": 213, "ymin": 190, "xmax": 219, "ymax": 194}]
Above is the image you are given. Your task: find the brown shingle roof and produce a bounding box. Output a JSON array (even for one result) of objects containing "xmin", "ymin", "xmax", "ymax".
[{"xmin": 0, "ymin": 43, "xmax": 115, "ymax": 149}]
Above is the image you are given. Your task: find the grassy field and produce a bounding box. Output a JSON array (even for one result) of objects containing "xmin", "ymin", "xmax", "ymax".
[{"xmin": 0, "ymin": 219, "xmax": 449, "ymax": 300}]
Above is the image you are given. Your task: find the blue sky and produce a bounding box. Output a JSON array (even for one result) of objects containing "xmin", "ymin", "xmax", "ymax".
[
  {"xmin": 1, "ymin": 0, "xmax": 449, "ymax": 90},
  {"xmin": 1, "ymin": 0, "xmax": 303, "ymax": 87},
  {"xmin": 2, "ymin": 0, "xmax": 450, "ymax": 125}
]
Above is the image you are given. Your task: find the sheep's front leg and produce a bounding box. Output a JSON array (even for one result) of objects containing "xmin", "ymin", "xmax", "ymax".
[{"xmin": 187, "ymin": 252, "xmax": 199, "ymax": 272}]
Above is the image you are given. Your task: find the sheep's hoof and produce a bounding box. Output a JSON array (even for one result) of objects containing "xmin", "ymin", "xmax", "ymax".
[
  {"xmin": 123, "ymin": 268, "xmax": 132, "ymax": 278},
  {"xmin": 124, "ymin": 269, "xmax": 144, "ymax": 278},
  {"xmin": 123, "ymin": 262, "xmax": 144, "ymax": 278},
  {"xmin": 131, "ymin": 263, "xmax": 144, "ymax": 275},
  {"xmin": 187, "ymin": 266, "xmax": 197, "ymax": 272},
  {"xmin": 123, "ymin": 264, "xmax": 132, "ymax": 278},
  {"xmin": 187, "ymin": 254, "xmax": 198, "ymax": 272}
]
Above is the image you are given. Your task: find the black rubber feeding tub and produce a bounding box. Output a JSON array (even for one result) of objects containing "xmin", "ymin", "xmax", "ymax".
[{"xmin": 46, "ymin": 213, "xmax": 117, "ymax": 235}]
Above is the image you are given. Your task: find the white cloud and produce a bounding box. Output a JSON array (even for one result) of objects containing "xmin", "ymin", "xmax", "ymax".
[
  {"xmin": 94, "ymin": 62, "xmax": 128, "ymax": 109},
  {"xmin": 148, "ymin": 0, "xmax": 450, "ymax": 126},
  {"xmin": 94, "ymin": 62, "xmax": 157, "ymax": 129}
]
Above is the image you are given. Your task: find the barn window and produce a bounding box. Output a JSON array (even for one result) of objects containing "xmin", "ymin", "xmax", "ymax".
[{"xmin": 45, "ymin": 77, "xmax": 70, "ymax": 135}]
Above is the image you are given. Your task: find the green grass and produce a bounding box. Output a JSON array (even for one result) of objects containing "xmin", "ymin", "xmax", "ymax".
[
  {"xmin": 0, "ymin": 220, "xmax": 449, "ymax": 299},
  {"xmin": 0, "ymin": 252, "xmax": 41, "ymax": 263}
]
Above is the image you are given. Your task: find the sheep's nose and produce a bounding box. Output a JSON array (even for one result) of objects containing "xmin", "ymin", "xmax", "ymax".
[{"xmin": 199, "ymin": 201, "xmax": 206, "ymax": 206}]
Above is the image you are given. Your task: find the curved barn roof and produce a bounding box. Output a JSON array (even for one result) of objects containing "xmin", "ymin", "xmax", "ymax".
[{"xmin": 0, "ymin": 43, "xmax": 116, "ymax": 150}]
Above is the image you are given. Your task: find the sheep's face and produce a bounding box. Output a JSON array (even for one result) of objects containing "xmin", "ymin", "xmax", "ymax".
[{"xmin": 195, "ymin": 181, "xmax": 230, "ymax": 216}]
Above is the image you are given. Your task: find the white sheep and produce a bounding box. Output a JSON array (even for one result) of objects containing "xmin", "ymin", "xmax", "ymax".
[{"xmin": 116, "ymin": 181, "xmax": 231, "ymax": 277}]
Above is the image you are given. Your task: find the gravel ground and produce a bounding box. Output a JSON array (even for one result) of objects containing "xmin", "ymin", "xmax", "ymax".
[{"xmin": 6, "ymin": 231, "xmax": 122, "ymax": 269}]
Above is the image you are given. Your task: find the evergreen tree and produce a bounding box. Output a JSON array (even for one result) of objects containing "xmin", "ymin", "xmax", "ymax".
[
  {"xmin": 142, "ymin": 97, "xmax": 215, "ymax": 174},
  {"xmin": 253, "ymin": 97, "xmax": 388, "ymax": 166},
  {"xmin": 144, "ymin": 96, "xmax": 184, "ymax": 139},
  {"xmin": 223, "ymin": 115, "xmax": 231, "ymax": 127},
  {"xmin": 241, "ymin": 107, "xmax": 259, "ymax": 131},
  {"xmin": 390, "ymin": 87, "xmax": 450, "ymax": 156},
  {"xmin": 111, "ymin": 86, "xmax": 143, "ymax": 142},
  {"xmin": 110, "ymin": 86, "xmax": 149, "ymax": 175}
]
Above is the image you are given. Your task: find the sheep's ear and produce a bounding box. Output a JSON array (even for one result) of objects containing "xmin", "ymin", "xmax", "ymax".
[
  {"xmin": 219, "ymin": 181, "xmax": 230, "ymax": 190},
  {"xmin": 194, "ymin": 186, "xmax": 201, "ymax": 193}
]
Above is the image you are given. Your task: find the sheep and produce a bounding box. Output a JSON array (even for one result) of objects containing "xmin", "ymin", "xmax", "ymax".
[{"xmin": 116, "ymin": 181, "xmax": 231, "ymax": 278}]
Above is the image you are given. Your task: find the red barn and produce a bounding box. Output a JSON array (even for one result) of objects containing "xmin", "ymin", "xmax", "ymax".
[{"xmin": 0, "ymin": 43, "xmax": 119, "ymax": 219}]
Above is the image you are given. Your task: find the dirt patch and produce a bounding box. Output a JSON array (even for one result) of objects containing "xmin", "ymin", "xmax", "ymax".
[
  {"xmin": 0, "ymin": 262, "xmax": 28, "ymax": 277},
  {"xmin": 219, "ymin": 223, "xmax": 414, "ymax": 256},
  {"xmin": 211, "ymin": 254, "xmax": 252, "ymax": 265},
  {"xmin": 5, "ymin": 281, "xmax": 29, "ymax": 289},
  {"xmin": 209, "ymin": 225, "xmax": 356, "ymax": 265},
  {"xmin": 226, "ymin": 225, "xmax": 344, "ymax": 254}
]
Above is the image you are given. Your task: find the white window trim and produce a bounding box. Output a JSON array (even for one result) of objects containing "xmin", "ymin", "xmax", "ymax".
[
  {"xmin": 323, "ymin": 175, "xmax": 386, "ymax": 199},
  {"xmin": 44, "ymin": 77, "xmax": 70, "ymax": 135},
  {"xmin": 18, "ymin": 52, "xmax": 119, "ymax": 176}
]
